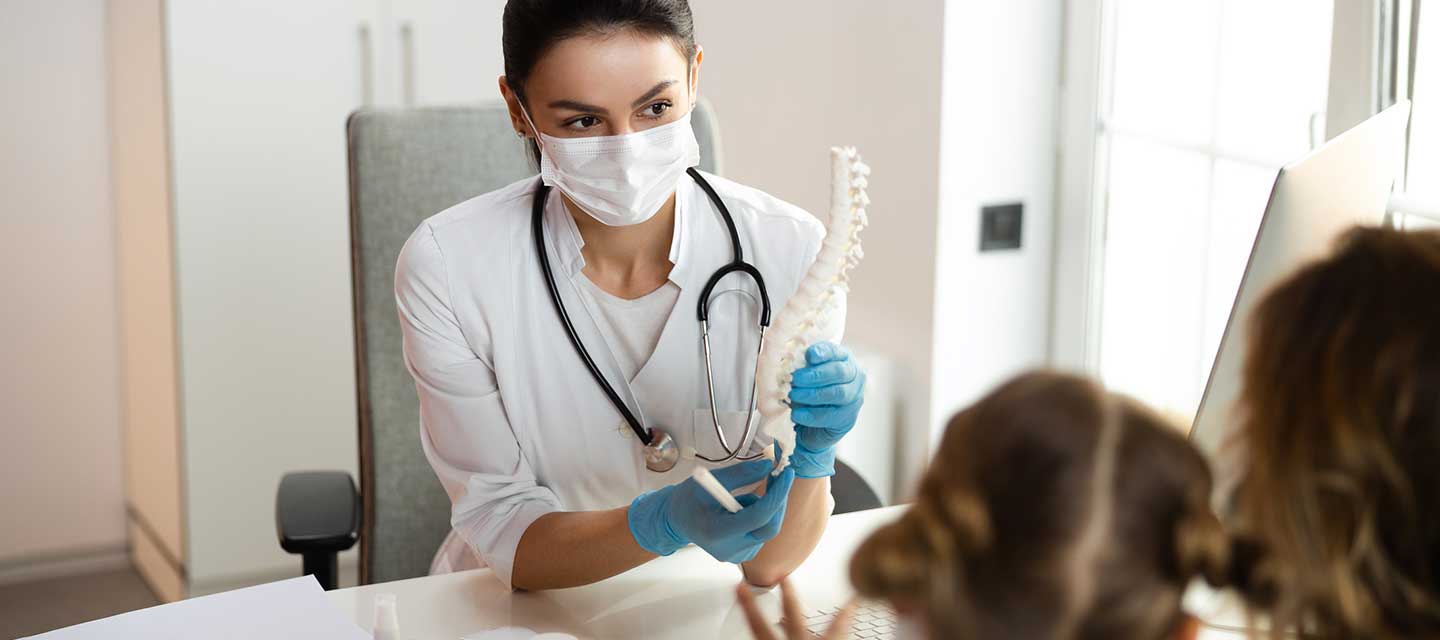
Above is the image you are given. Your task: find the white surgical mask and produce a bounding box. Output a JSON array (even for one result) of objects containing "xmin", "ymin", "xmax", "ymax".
[{"xmin": 519, "ymin": 103, "xmax": 701, "ymax": 227}]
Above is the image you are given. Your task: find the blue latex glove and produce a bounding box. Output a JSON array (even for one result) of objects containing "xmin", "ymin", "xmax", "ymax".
[
  {"xmin": 786, "ymin": 341, "xmax": 866, "ymax": 478},
  {"xmin": 628, "ymin": 459, "xmax": 797, "ymax": 563}
]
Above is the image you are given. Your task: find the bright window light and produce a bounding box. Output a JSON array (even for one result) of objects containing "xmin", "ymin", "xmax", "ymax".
[
  {"xmin": 1407, "ymin": 8, "xmax": 1437, "ymax": 203},
  {"xmin": 1096, "ymin": 0, "xmax": 1334, "ymax": 420}
]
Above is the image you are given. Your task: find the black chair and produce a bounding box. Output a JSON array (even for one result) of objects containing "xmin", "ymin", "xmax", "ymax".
[{"xmin": 832, "ymin": 459, "xmax": 883, "ymax": 514}]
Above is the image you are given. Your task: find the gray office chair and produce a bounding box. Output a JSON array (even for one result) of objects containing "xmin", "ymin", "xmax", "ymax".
[{"xmin": 276, "ymin": 100, "xmax": 876, "ymax": 590}]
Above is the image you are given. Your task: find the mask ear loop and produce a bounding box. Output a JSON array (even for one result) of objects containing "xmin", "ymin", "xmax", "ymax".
[
  {"xmin": 502, "ymin": 73, "xmax": 542, "ymax": 143},
  {"xmin": 516, "ymin": 99, "xmax": 555, "ymax": 183},
  {"xmin": 517, "ymin": 101, "xmax": 545, "ymax": 151}
]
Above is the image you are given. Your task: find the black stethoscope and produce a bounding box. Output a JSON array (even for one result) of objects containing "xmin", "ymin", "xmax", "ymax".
[{"xmin": 532, "ymin": 168, "xmax": 772, "ymax": 472}]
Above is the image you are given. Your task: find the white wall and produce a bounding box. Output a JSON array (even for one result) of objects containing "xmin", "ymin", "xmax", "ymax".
[
  {"xmin": 691, "ymin": 1, "xmax": 947, "ymax": 497},
  {"xmin": 930, "ymin": 1, "xmax": 1062, "ymax": 436},
  {"xmin": 695, "ymin": 0, "xmax": 1062, "ymax": 481},
  {"xmin": 0, "ymin": 0, "xmax": 126, "ymax": 570}
]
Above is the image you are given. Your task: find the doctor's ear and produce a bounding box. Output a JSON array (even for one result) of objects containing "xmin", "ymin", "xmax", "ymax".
[
  {"xmin": 688, "ymin": 46, "xmax": 704, "ymax": 104},
  {"xmin": 497, "ymin": 75, "xmax": 529, "ymax": 138}
]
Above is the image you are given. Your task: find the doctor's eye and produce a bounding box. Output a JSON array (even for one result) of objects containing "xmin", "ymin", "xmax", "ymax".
[
  {"xmin": 640, "ymin": 101, "xmax": 672, "ymax": 119},
  {"xmin": 564, "ymin": 115, "xmax": 602, "ymax": 131}
]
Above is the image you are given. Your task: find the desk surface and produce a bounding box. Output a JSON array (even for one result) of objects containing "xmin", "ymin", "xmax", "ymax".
[
  {"xmin": 328, "ymin": 506, "xmax": 902, "ymax": 639},
  {"xmin": 327, "ymin": 505, "xmax": 1252, "ymax": 639}
]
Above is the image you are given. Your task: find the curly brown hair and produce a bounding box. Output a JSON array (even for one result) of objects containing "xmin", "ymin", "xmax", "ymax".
[
  {"xmin": 849, "ymin": 372, "xmax": 1233, "ymax": 639},
  {"xmin": 1229, "ymin": 226, "xmax": 1440, "ymax": 638}
]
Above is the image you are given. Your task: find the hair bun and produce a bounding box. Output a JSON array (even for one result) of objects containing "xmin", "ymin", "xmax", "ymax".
[
  {"xmin": 1224, "ymin": 535, "xmax": 1281, "ymax": 608},
  {"xmin": 1173, "ymin": 511, "xmax": 1283, "ymax": 608},
  {"xmin": 850, "ymin": 489, "xmax": 993, "ymax": 606},
  {"xmin": 936, "ymin": 490, "xmax": 993, "ymax": 554},
  {"xmin": 849, "ymin": 515, "xmax": 936, "ymax": 599},
  {"xmin": 1174, "ymin": 510, "xmax": 1232, "ymax": 587}
]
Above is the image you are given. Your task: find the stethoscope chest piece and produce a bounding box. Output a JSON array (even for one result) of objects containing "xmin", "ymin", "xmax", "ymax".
[{"xmin": 642, "ymin": 427, "xmax": 680, "ymax": 473}]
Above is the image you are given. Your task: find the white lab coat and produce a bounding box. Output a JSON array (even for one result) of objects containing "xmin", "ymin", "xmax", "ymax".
[{"xmin": 394, "ymin": 171, "xmax": 845, "ymax": 589}]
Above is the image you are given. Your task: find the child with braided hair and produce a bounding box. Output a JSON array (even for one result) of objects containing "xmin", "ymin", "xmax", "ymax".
[{"xmin": 740, "ymin": 371, "xmax": 1244, "ymax": 639}]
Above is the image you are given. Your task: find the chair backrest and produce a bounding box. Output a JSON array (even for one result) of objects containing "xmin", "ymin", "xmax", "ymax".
[
  {"xmin": 832, "ymin": 459, "xmax": 883, "ymax": 515},
  {"xmin": 347, "ymin": 100, "xmax": 723, "ymax": 584}
]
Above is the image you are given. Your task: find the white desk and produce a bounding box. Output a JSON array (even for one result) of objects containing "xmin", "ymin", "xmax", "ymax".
[
  {"xmin": 328, "ymin": 507, "xmax": 902, "ymax": 639},
  {"xmin": 327, "ymin": 505, "xmax": 1253, "ymax": 639}
]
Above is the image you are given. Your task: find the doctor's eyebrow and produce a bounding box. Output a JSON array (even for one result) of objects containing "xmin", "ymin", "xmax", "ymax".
[
  {"xmin": 548, "ymin": 99, "xmax": 608, "ymax": 113},
  {"xmin": 630, "ymin": 80, "xmax": 677, "ymax": 108},
  {"xmin": 547, "ymin": 80, "xmax": 682, "ymax": 114},
  {"xmin": 546, "ymin": 80, "xmax": 678, "ymax": 114}
]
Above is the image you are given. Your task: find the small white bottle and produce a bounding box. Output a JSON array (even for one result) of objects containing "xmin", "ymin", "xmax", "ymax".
[{"xmin": 373, "ymin": 593, "xmax": 400, "ymax": 640}]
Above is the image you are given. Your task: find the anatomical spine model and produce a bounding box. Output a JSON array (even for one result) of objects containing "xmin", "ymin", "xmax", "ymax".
[{"xmin": 756, "ymin": 147, "xmax": 870, "ymax": 473}]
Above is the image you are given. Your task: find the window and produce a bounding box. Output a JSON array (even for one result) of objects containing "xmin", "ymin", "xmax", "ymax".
[
  {"xmin": 1091, "ymin": 0, "xmax": 1334, "ymax": 418},
  {"xmin": 1399, "ymin": 6, "xmax": 1439, "ymax": 229}
]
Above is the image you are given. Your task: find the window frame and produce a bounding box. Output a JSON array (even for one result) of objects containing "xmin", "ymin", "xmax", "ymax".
[{"xmin": 1051, "ymin": 0, "xmax": 1432, "ymax": 375}]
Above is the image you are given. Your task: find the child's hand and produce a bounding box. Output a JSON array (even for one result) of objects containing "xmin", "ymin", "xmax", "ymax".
[{"xmin": 736, "ymin": 578, "xmax": 856, "ymax": 640}]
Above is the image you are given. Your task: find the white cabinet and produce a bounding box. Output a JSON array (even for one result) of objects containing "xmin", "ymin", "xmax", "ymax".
[
  {"xmin": 384, "ymin": 0, "xmax": 508, "ymax": 106},
  {"xmin": 108, "ymin": 0, "xmax": 504, "ymax": 600}
]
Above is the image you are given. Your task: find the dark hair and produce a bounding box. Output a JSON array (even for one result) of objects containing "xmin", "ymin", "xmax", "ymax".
[
  {"xmin": 850, "ymin": 372, "xmax": 1238, "ymax": 639},
  {"xmin": 502, "ymin": 0, "xmax": 697, "ymax": 106},
  {"xmin": 1230, "ymin": 226, "xmax": 1440, "ymax": 638}
]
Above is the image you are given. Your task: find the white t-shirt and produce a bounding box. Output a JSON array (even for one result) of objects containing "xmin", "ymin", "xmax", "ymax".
[{"xmin": 575, "ymin": 277, "xmax": 680, "ymax": 383}]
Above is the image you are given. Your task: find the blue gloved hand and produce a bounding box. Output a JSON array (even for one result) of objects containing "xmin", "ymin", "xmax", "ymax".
[
  {"xmin": 628, "ymin": 459, "xmax": 797, "ymax": 563},
  {"xmin": 786, "ymin": 341, "xmax": 866, "ymax": 479}
]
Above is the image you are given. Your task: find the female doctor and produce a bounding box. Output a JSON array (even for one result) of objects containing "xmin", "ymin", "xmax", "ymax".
[{"xmin": 395, "ymin": 0, "xmax": 866, "ymax": 592}]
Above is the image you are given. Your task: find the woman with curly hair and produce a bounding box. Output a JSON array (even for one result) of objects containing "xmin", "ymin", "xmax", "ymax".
[{"xmin": 1225, "ymin": 227, "xmax": 1440, "ymax": 638}]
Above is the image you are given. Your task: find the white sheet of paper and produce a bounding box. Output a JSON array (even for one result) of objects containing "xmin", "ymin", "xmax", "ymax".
[{"xmin": 25, "ymin": 576, "xmax": 371, "ymax": 640}]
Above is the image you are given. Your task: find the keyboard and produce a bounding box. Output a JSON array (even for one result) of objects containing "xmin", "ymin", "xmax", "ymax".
[{"xmin": 800, "ymin": 601, "xmax": 898, "ymax": 638}]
